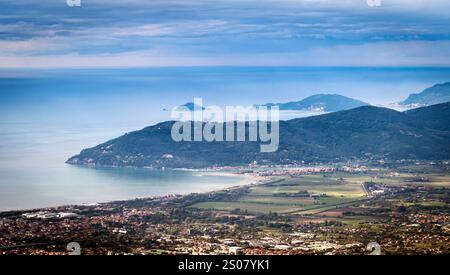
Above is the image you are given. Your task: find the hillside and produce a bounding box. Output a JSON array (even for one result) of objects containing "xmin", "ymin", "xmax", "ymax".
[
  {"xmin": 67, "ymin": 103, "xmax": 450, "ymax": 168},
  {"xmin": 405, "ymin": 102, "xmax": 450, "ymax": 131}
]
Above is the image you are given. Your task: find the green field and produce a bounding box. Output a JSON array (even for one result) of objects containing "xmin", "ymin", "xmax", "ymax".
[
  {"xmin": 189, "ymin": 170, "xmax": 450, "ymax": 214},
  {"xmin": 190, "ymin": 173, "xmax": 367, "ymax": 214}
]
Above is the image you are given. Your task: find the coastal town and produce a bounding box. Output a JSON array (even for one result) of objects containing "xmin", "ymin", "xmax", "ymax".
[{"xmin": 0, "ymin": 163, "xmax": 449, "ymax": 255}]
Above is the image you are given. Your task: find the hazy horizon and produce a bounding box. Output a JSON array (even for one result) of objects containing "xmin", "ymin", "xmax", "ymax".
[{"xmin": 1, "ymin": 66, "xmax": 450, "ymax": 129}]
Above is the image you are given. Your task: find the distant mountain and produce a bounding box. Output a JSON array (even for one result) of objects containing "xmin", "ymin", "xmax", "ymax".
[
  {"xmin": 177, "ymin": 102, "xmax": 205, "ymax": 111},
  {"xmin": 67, "ymin": 103, "xmax": 450, "ymax": 169},
  {"xmin": 401, "ymin": 82, "xmax": 450, "ymax": 107},
  {"xmin": 259, "ymin": 94, "xmax": 369, "ymax": 112}
]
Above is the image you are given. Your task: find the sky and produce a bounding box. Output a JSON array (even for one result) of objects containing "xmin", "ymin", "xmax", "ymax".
[
  {"xmin": 1, "ymin": 0, "xmax": 450, "ymax": 68},
  {"xmin": 1, "ymin": 1, "xmax": 450, "ymax": 127}
]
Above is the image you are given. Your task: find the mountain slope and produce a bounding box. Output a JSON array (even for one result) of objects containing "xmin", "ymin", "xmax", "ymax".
[
  {"xmin": 402, "ymin": 82, "xmax": 450, "ymax": 106},
  {"xmin": 405, "ymin": 102, "xmax": 450, "ymax": 131},
  {"xmin": 282, "ymin": 105, "xmax": 449, "ymax": 161},
  {"xmin": 260, "ymin": 94, "xmax": 368, "ymax": 112},
  {"xmin": 67, "ymin": 103, "xmax": 450, "ymax": 168}
]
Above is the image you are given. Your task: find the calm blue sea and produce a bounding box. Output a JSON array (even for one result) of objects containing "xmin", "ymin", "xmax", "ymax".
[{"xmin": 0, "ymin": 122, "xmax": 252, "ymax": 211}]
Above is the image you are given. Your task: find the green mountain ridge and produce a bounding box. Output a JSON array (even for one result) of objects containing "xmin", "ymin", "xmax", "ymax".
[{"xmin": 67, "ymin": 102, "xmax": 450, "ymax": 169}]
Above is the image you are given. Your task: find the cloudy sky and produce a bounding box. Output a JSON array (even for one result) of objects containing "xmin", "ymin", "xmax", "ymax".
[{"xmin": 1, "ymin": 0, "xmax": 450, "ymax": 68}]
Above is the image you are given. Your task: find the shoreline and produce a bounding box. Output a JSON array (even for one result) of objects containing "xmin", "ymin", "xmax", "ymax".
[{"xmin": 0, "ymin": 171, "xmax": 270, "ymax": 215}]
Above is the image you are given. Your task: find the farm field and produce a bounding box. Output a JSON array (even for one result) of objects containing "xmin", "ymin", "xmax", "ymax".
[
  {"xmin": 190, "ymin": 173, "xmax": 368, "ymax": 214},
  {"xmin": 189, "ymin": 170, "xmax": 450, "ymax": 215}
]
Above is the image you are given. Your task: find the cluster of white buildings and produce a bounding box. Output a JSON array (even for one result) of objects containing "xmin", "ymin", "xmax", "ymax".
[{"xmin": 21, "ymin": 211, "xmax": 78, "ymax": 220}]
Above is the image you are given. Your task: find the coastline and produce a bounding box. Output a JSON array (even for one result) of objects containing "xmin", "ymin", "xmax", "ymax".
[
  {"xmin": 2, "ymin": 164, "xmax": 448, "ymax": 255},
  {"xmin": 0, "ymin": 171, "xmax": 269, "ymax": 215}
]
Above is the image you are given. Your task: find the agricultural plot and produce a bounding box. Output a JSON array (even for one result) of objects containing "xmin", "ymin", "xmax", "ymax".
[{"xmin": 189, "ymin": 173, "xmax": 367, "ymax": 214}]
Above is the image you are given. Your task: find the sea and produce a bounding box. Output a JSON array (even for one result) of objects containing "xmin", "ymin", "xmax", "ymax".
[{"xmin": 0, "ymin": 122, "xmax": 255, "ymax": 211}]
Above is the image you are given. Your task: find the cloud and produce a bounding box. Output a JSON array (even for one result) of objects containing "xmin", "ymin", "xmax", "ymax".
[{"xmin": 0, "ymin": 0, "xmax": 450, "ymax": 67}]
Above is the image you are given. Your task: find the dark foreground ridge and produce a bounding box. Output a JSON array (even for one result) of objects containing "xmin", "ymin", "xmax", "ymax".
[{"xmin": 67, "ymin": 102, "xmax": 450, "ymax": 169}]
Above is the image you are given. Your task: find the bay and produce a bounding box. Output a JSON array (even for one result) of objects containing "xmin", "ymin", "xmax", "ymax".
[{"xmin": 0, "ymin": 123, "xmax": 250, "ymax": 211}]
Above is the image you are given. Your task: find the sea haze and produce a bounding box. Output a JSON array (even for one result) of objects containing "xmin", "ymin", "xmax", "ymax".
[{"xmin": 2, "ymin": 67, "xmax": 450, "ymax": 126}]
